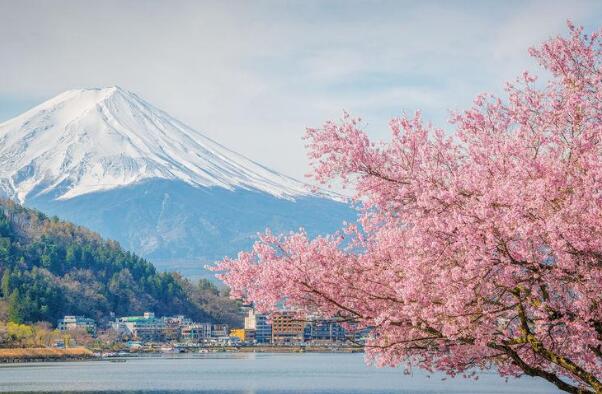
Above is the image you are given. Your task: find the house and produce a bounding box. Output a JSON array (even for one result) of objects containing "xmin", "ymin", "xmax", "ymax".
[{"xmin": 57, "ymin": 316, "xmax": 97, "ymax": 335}]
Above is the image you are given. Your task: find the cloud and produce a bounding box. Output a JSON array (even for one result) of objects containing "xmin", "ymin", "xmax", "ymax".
[{"xmin": 0, "ymin": 0, "xmax": 600, "ymax": 181}]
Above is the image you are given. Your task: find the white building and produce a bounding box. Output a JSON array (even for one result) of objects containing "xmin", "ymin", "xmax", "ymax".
[
  {"xmin": 57, "ymin": 316, "xmax": 97, "ymax": 335},
  {"xmin": 112, "ymin": 312, "xmax": 167, "ymax": 340}
]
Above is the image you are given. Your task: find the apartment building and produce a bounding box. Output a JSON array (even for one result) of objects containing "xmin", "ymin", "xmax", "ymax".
[
  {"xmin": 271, "ymin": 312, "xmax": 305, "ymax": 345},
  {"xmin": 244, "ymin": 309, "xmax": 272, "ymax": 343}
]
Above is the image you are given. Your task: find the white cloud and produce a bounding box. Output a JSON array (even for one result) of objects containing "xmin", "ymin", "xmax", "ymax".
[{"xmin": 0, "ymin": 0, "xmax": 600, "ymax": 181}]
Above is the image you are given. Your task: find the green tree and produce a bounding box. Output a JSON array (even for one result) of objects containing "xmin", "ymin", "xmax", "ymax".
[
  {"xmin": 7, "ymin": 289, "xmax": 23, "ymax": 323},
  {"xmin": 1, "ymin": 269, "xmax": 10, "ymax": 298},
  {"xmin": 0, "ymin": 198, "xmax": 243, "ymax": 327}
]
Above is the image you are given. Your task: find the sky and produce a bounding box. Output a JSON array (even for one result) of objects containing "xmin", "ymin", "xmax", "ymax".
[{"xmin": 1, "ymin": 0, "xmax": 601, "ymax": 182}]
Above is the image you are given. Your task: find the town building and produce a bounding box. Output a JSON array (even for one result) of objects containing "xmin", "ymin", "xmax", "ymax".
[
  {"xmin": 163, "ymin": 315, "xmax": 192, "ymax": 326},
  {"xmin": 230, "ymin": 328, "xmax": 255, "ymax": 343},
  {"xmin": 181, "ymin": 323, "xmax": 212, "ymax": 341},
  {"xmin": 107, "ymin": 308, "xmax": 355, "ymax": 346},
  {"xmin": 211, "ymin": 324, "xmax": 229, "ymax": 338},
  {"xmin": 162, "ymin": 315, "xmax": 192, "ymax": 341},
  {"xmin": 244, "ymin": 309, "xmax": 272, "ymax": 343},
  {"xmin": 111, "ymin": 312, "xmax": 230, "ymax": 343},
  {"xmin": 112, "ymin": 312, "xmax": 167, "ymax": 341},
  {"xmin": 304, "ymin": 319, "xmax": 347, "ymax": 343},
  {"xmin": 199, "ymin": 323, "xmax": 214, "ymax": 338},
  {"xmin": 57, "ymin": 316, "xmax": 97, "ymax": 335},
  {"xmin": 271, "ymin": 312, "xmax": 305, "ymax": 345}
]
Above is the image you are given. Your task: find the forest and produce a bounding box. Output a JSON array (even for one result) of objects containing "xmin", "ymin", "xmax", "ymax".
[{"xmin": 0, "ymin": 199, "xmax": 242, "ymax": 327}]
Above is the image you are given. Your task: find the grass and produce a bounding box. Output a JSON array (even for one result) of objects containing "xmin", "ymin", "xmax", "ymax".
[{"xmin": 0, "ymin": 347, "xmax": 92, "ymax": 360}]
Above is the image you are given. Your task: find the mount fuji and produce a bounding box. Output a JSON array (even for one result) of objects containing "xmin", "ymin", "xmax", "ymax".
[{"xmin": 0, "ymin": 87, "xmax": 354, "ymax": 278}]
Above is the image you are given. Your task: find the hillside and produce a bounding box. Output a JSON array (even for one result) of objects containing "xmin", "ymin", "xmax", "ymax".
[{"xmin": 0, "ymin": 199, "xmax": 242, "ymax": 326}]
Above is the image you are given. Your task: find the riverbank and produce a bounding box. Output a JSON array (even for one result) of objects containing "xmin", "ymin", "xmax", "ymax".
[
  {"xmin": 235, "ymin": 345, "xmax": 362, "ymax": 353},
  {"xmin": 0, "ymin": 347, "xmax": 93, "ymax": 362},
  {"xmin": 127, "ymin": 344, "xmax": 363, "ymax": 355},
  {"xmin": 0, "ymin": 345, "xmax": 361, "ymax": 363}
]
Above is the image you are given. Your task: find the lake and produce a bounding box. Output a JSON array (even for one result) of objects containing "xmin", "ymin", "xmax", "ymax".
[{"xmin": 0, "ymin": 352, "xmax": 560, "ymax": 393}]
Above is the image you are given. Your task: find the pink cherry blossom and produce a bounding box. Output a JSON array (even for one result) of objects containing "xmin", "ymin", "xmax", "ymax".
[{"xmin": 214, "ymin": 22, "xmax": 602, "ymax": 393}]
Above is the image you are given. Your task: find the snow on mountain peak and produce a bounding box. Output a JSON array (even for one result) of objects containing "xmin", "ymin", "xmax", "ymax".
[{"xmin": 0, "ymin": 87, "xmax": 322, "ymax": 202}]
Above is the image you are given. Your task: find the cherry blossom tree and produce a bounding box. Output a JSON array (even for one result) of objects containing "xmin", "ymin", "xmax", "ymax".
[{"xmin": 215, "ymin": 23, "xmax": 602, "ymax": 393}]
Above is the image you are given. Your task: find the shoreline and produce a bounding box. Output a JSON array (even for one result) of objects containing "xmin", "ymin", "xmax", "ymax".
[
  {"xmin": 0, "ymin": 345, "xmax": 362, "ymax": 363},
  {"xmin": 235, "ymin": 345, "xmax": 362, "ymax": 353}
]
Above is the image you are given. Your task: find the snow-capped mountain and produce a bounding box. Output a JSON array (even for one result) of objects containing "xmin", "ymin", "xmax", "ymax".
[
  {"xmin": 0, "ymin": 87, "xmax": 353, "ymax": 278},
  {"xmin": 0, "ymin": 86, "xmax": 322, "ymax": 202}
]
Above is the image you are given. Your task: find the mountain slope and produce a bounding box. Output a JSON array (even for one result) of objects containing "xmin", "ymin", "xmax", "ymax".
[
  {"xmin": 0, "ymin": 86, "xmax": 322, "ymax": 202},
  {"xmin": 29, "ymin": 179, "xmax": 353, "ymax": 260},
  {"xmin": 0, "ymin": 87, "xmax": 354, "ymax": 276},
  {"xmin": 0, "ymin": 199, "xmax": 242, "ymax": 326}
]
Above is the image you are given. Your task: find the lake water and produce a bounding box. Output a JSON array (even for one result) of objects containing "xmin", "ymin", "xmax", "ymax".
[{"xmin": 0, "ymin": 352, "xmax": 560, "ymax": 393}]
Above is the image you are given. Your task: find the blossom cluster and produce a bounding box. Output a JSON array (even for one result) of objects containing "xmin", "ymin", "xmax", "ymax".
[{"xmin": 215, "ymin": 23, "xmax": 602, "ymax": 393}]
